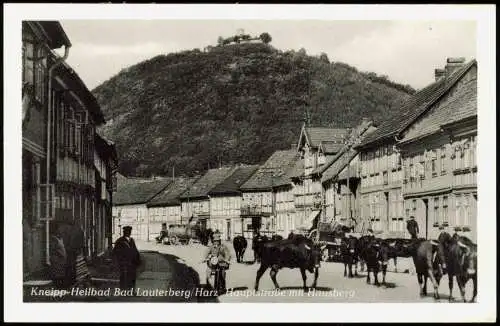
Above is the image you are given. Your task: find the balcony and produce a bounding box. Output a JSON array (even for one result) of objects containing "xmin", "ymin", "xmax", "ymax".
[{"xmin": 241, "ymin": 205, "xmax": 271, "ymax": 217}]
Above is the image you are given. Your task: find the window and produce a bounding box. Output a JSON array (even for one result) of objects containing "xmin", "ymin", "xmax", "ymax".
[
  {"xmin": 442, "ymin": 196, "xmax": 448, "ymax": 224},
  {"xmin": 23, "ymin": 41, "xmax": 35, "ymax": 87},
  {"xmin": 464, "ymin": 141, "xmax": 471, "ymax": 168},
  {"xmin": 434, "ymin": 197, "xmax": 440, "ymax": 226},
  {"xmin": 440, "ymin": 145, "xmax": 447, "ymax": 174},
  {"xmin": 383, "ymin": 171, "xmax": 388, "ymax": 185},
  {"xmin": 33, "ymin": 46, "xmax": 47, "ymax": 103},
  {"xmin": 431, "ymin": 159, "xmax": 437, "ymax": 176}
]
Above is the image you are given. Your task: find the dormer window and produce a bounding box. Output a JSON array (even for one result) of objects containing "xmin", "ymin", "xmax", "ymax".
[{"xmin": 318, "ymin": 152, "xmax": 326, "ymax": 165}]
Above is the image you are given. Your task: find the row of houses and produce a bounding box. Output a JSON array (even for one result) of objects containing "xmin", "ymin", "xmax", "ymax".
[
  {"xmin": 22, "ymin": 21, "xmax": 118, "ymax": 279},
  {"xmin": 113, "ymin": 56, "xmax": 477, "ymax": 243}
]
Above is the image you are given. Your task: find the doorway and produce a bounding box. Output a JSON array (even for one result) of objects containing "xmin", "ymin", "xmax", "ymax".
[
  {"xmin": 226, "ymin": 219, "xmax": 231, "ymax": 240},
  {"xmin": 422, "ymin": 198, "xmax": 429, "ymax": 239},
  {"xmin": 384, "ymin": 192, "xmax": 389, "ymax": 232}
]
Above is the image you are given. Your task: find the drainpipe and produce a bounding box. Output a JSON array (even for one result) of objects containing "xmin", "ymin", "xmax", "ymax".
[{"xmin": 45, "ymin": 45, "xmax": 70, "ymax": 264}]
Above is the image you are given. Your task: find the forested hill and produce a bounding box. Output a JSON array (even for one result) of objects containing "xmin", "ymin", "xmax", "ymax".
[{"xmin": 92, "ymin": 41, "xmax": 415, "ymax": 177}]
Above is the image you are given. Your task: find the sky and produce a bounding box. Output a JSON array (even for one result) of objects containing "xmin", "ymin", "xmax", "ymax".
[{"xmin": 59, "ymin": 20, "xmax": 476, "ymax": 91}]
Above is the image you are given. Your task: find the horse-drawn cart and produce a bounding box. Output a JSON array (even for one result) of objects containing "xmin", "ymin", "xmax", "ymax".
[
  {"xmin": 156, "ymin": 224, "xmax": 199, "ymax": 245},
  {"xmin": 311, "ymin": 221, "xmax": 354, "ymax": 262}
]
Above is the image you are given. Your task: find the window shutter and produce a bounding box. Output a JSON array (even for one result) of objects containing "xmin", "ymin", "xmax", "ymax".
[{"xmin": 38, "ymin": 184, "xmax": 55, "ymax": 221}]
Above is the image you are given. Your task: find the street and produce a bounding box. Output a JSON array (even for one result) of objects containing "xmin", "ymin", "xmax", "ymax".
[{"xmin": 134, "ymin": 240, "xmax": 475, "ymax": 303}]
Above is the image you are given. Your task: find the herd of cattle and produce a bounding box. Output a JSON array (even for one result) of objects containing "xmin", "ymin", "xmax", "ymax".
[{"xmin": 231, "ymin": 231, "xmax": 477, "ymax": 302}]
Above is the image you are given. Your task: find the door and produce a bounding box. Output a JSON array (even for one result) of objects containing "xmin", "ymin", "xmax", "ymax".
[
  {"xmin": 384, "ymin": 192, "xmax": 389, "ymax": 233},
  {"xmin": 226, "ymin": 219, "xmax": 231, "ymax": 240},
  {"xmin": 422, "ymin": 198, "xmax": 429, "ymax": 239}
]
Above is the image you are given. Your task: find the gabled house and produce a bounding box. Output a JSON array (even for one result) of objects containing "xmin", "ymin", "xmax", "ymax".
[
  {"xmin": 22, "ymin": 21, "xmax": 72, "ymax": 278},
  {"xmin": 208, "ymin": 165, "xmax": 259, "ymax": 240},
  {"xmin": 178, "ymin": 166, "xmax": 237, "ymax": 231},
  {"xmin": 112, "ymin": 179, "xmax": 172, "ymax": 241},
  {"xmin": 321, "ymin": 120, "xmax": 377, "ymax": 231},
  {"xmin": 396, "ymin": 58, "xmax": 477, "ymax": 241},
  {"xmin": 354, "ymin": 57, "xmax": 477, "ymax": 239},
  {"xmin": 240, "ymin": 149, "xmax": 299, "ymax": 238},
  {"xmin": 146, "ymin": 176, "xmax": 200, "ymax": 240},
  {"xmin": 272, "ymin": 154, "xmax": 302, "ymax": 237},
  {"xmin": 292, "ymin": 125, "xmax": 351, "ymax": 234}
]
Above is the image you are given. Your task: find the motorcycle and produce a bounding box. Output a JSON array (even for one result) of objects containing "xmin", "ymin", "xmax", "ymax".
[{"xmin": 204, "ymin": 255, "xmax": 229, "ymax": 295}]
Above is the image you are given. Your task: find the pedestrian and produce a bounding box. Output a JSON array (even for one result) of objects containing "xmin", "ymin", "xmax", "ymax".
[
  {"xmin": 48, "ymin": 222, "xmax": 67, "ymax": 289},
  {"xmin": 406, "ymin": 216, "xmax": 419, "ymax": 239},
  {"xmin": 112, "ymin": 226, "xmax": 141, "ymax": 294}
]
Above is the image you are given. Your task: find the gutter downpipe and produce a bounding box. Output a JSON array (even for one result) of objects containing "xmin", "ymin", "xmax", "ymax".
[{"xmin": 45, "ymin": 45, "xmax": 70, "ymax": 264}]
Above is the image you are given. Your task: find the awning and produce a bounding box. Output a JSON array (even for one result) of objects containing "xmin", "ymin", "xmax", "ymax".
[{"xmin": 297, "ymin": 210, "xmax": 321, "ymax": 231}]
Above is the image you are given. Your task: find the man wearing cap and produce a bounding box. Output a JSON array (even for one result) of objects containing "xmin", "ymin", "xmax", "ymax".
[
  {"xmin": 112, "ymin": 226, "xmax": 141, "ymax": 293},
  {"xmin": 203, "ymin": 231, "xmax": 231, "ymax": 292},
  {"xmin": 406, "ymin": 216, "xmax": 419, "ymax": 239}
]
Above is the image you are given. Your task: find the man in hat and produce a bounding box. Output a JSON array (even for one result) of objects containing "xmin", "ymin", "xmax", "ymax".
[
  {"xmin": 203, "ymin": 231, "xmax": 231, "ymax": 293},
  {"xmin": 406, "ymin": 216, "xmax": 419, "ymax": 239},
  {"xmin": 112, "ymin": 226, "xmax": 141, "ymax": 293}
]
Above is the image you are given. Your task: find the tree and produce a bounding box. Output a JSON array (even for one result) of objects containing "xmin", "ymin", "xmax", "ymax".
[
  {"xmin": 259, "ymin": 32, "xmax": 272, "ymax": 44},
  {"xmin": 217, "ymin": 36, "xmax": 224, "ymax": 46}
]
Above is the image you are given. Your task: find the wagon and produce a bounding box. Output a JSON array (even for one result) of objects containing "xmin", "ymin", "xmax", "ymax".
[
  {"xmin": 164, "ymin": 224, "xmax": 198, "ymax": 245},
  {"xmin": 310, "ymin": 222, "xmax": 354, "ymax": 262}
]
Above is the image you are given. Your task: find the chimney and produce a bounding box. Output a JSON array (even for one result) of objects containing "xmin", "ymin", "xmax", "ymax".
[
  {"xmin": 291, "ymin": 143, "xmax": 297, "ymax": 150},
  {"xmin": 444, "ymin": 57, "xmax": 466, "ymax": 77},
  {"xmin": 434, "ymin": 68, "xmax": 446, "ymax": 82}
]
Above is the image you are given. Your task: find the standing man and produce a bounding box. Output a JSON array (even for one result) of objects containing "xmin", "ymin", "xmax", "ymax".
[
  {"xmin": 112, "ymin": 226, "xmax": 141, "ymax": 294},
  {"xmin": 406, "ymin": 216, "xmax": 419, "ymax": 239}
]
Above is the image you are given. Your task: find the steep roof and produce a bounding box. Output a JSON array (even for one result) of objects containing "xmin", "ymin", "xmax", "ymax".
[
  {"xmin": 322, "ymin": 148, "xmax": 359, "ymax": 184},
  {"xmin": 318, "ymin": 141, "xmax": 345, "ymax": 155},
  {"xmin": 302, "ymin": 127, "xmax": 350, "ymax": 148},
  {"xmin": 209, "ymin": 165, "xmax": 260, "ymax": 195},
  {"xmin": 401, "ymin": 67, "xmax": 477, "ymax": 143},
  {"xmin": 356, "ymin": 59, "xmax": 477, "ymax": 149},
  {"xmin": 147, "ymin": 177, "xmax": 200, "ymax": 207},
  {"xmin": 240, "ymin": 150, "xmax": 299, "ymax": 191},
  {"xmin": 27, "ymin": 21, "xmax": 72, "ymax": 49},
  {"xmin": 179, "ymin": 166, "xmax": 236, "ymax": 199},
  {"xmin": 114, "ymin": 179, "xmax": 173, "ymax": 206},
  {"xmin": 311, "ymin": 119, "xmax": 375, "ymax": 176}
]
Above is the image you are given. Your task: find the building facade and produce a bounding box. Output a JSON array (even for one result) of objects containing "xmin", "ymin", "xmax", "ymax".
[
  {"xmin": 398, "ymin": 58, "xmax": 477, "ymax": 241},
  {"xmin": 112, "ymin": 178, "xmax": 172, "ymax": 241},
  {"xmin": 22, "ymin": 21, "xmax": 72, "ymax": 277},
  {"xmin": 22, "ymin": 21, "xmax": 119, "ymax": 278},
  {"xmin": 355, "ymin": 57, "xmax": 477, "ymax": 240},
  {"xmin": 208, "ymin": 165, "xmax": 259, "ymax": 240},
  {"xmin": 240, "ymin": 150, "xmax": 299, "ymax": 238},
  {"xmin": 179, "ymin": 167, "xmax": 236, "ymax": 233},
  {"xmin": 292, "ymin": 126, "xmax": 350, "ymax": 233},
  {"xmin": 93, "ymin": 134, "xmax": 118, "ymax": 256},
  {"xmin": 146, "ymin": 177, "xmax": 199, "ymax": 239}
]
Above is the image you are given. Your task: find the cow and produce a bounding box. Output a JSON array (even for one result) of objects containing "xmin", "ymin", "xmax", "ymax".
[
  {"xmin": 254, "ymin": 237, "xmax": 326, "ymax": 291},
  {"xmin": 356, "ymin": 235, "xmax": 376, "ymax": 272},
  {"xmin": 252, "ymin": 233, "xmax": 269, "ymax": 263},
  {"xmin": 412, "ymin": 239, "xmax": 446, "ymax": 299},
  {"xmin": 445, "ymin": 235, "xmax": 477, "ymax": 302},
  {"xmin": 383, "ymin": 238, "xmax": 416, "ymax": 272},
  {"xmin": 232, "ymin": 235, "xmax": 248, "ymax": 263},
  {"xmin": 361, "ymin": 238, "xmax": 389, "ymax": 286},
  {"xmin": 341, "ymin": 236, "xmax": 359, "ymax": 278}
]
